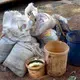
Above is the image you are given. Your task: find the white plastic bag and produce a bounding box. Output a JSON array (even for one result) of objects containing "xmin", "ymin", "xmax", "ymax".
[
  {"xmin": 25, "ymin": 3, "xmax": 56, "ymax": 36},
  {"xmin": 31, "ymin": 13, "xmax": 56, "ymax": 36}
]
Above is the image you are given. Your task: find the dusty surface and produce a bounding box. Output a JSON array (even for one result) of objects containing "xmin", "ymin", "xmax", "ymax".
[
  {"xmin": 0, "ymin": 0, "xmax": 80, "ymax": 80},
  {"xmin": 53, "ymin": 4, "xmax": 80, "ymax": 17},
  {"xmin": 0, "ymin": 64, "xmax": 80, "ymax": 80},
  {"xmin": 68, "ymin": 15, "xmax": 80, "ymax": 30}
]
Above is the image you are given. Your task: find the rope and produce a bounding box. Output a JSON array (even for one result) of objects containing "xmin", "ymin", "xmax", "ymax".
[{"xmin": 56, "ymin": 19, "xmax": 66, "ymax": 38}]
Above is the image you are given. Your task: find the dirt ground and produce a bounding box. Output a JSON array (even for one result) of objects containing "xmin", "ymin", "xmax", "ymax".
[
  {"xmin": 0, "ymin": 0, "xmax": 80, "ymax": 80},
  {"xmin": 0, "ymin": 64, "xmax": 80, "ymax": 80}
]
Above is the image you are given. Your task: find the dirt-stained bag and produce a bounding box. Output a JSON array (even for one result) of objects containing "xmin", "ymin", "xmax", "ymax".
[
  {"xmin": 2, "ymin": 11, "xmax": 32, "ymax": 42},
  {"xmin": 3, "ymin": 38, "xmax": 44, "ymax": 77}
]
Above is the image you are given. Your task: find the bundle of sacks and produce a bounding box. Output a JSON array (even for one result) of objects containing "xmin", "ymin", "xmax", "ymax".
[{"xmin": 0, "ymin": 3, "xmax": 68, "ymax": 77}]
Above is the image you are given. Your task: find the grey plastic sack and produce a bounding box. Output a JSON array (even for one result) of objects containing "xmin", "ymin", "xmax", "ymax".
[
  {"xmin": 0, "ymin": 37, "xmax": 15, "ymax": 63},
  {"xmin": 3, "ymin": 41, "xmax": 43, "ymax": 77}
]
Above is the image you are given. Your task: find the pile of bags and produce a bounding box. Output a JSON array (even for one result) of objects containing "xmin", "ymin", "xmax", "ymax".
[{"xmin": 0, "ymin": 3, "xmax": 69, "ymax": 77}]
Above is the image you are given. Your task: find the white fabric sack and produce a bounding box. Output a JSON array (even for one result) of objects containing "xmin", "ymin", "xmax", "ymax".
[
  {"xmin": 2, "ymin": 3, "xmax": 44, "ymax": 77},
  {"xmin": 2, "ymin": 11, "xmax": 32, "ymax": 42},
  {"xmin": 0, "ymin": 37, "xmax": 15, "ymax": 63},
  {"xmin": 25, "ymin": 3, "xmax": 56, "ymax": 36},
  {"xmin": 3, "ymin": 39, "xmax": 44, "ymax": 77}
]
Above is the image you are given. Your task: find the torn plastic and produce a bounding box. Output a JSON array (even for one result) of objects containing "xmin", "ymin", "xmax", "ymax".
[
  {"xmin": 68, "ymin": 76, "xmax": 77, "ymax": 80},
  {"xmin": 52, "ymin": 14, "xmax": 68, "ymax": 24}
]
